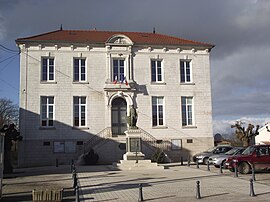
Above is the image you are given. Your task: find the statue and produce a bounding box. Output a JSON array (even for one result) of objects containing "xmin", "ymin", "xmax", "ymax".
[
  {"xmin": 127, "ymin": 105, "xmax": 138, "ymax": 129},
  {"xmin": 0, "ymin": 123, "xmax": 23, "ymax": 173},
  {"xmin": 231, "ymin": 121, "xmax": 259, "ymax": 147}
]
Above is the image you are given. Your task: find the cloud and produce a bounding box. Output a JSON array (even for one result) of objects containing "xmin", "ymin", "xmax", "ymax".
[
  {"xmin": 0, "ymin": 14, "xmax": 6, "ymax": 41},
  {"xmin": 213, "ymin": 116, "xmax": 270, "ymax": 135},
  {"xmin": 0, "ymin": 0, "xmax": 269, "ymax": 135},
  {"xmin": 211, "ymin": 45, "xmax": 270, "ymax": 119}
]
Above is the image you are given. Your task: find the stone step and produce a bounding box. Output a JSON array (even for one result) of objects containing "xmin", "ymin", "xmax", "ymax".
[{"xmin": 112, "ymin": 160, "xmax": 164, "ymax": 170}]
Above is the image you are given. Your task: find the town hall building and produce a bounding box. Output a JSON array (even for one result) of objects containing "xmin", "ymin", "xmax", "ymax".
[{"xmin": 16, "ymin": 29, "xmax": 214, "ymax": 167}]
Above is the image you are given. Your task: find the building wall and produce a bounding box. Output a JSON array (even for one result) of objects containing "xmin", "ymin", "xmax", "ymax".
[
  {"xmin": 18, "ymin": 42, "xmax": 214, "ymax": 167},
  {"xmin": 256, "ymin": 123, "xmax": 270, "ymax": 144}
]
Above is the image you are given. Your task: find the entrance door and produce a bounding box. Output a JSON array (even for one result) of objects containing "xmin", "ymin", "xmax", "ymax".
[{"xmin": 111, "ymin": 98, "xmax": 127, "ymax": 135}]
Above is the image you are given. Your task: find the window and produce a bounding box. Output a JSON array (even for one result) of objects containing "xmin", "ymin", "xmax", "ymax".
[
  {"xmin": 42, "ymin": 57, "xmax": 54, "ymax": 81},
  {"xmin": 152, "ymin": 96, "xmax": 164, "ymax": 126},
  {"xmin": 180, "ymin": 60, "xmax": 192, "ymax": 83},
  {"xmin": 181, "ymin": 97, "xmax": 193, "ymax": 126},
  {"xmin": 187, "ymin": 139, "xmax": 193, "ymax": 143},
  {"xmin": 113, "ymin": 59, "xmax": 125, "ymax": 82},
  {"xmin": 54, "ymin": 141, "xmax": 76, "ymax": 153},
  {"xmin": 41, "ymin": 96, "xmax": 54, "ymax": 127},
  {"xmin": 171, "ymin": 139, "xmax": 182, "ymax": 150},
  {"xmin": 74, "ymin": 58, "xmax": 86, "ymax": 82},
  {"xmin": 73, "ymin": 96, "xmax": 86, "ymax": 127},
  {"xmin": 151, "ymin": 60, "xmax": 163, "ymax": 82},
  {"xmin": 53, "ymin": 141, "xmax": 65, "ymax": 153}
]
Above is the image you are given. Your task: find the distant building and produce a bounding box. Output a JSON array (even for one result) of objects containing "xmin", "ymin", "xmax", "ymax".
[
  {"xmin": 256, "ymin": 123, "xmax": 270, "ymax": 144},
  {"xmin": 16, "ymin": 29, "xmax": 214, "ymax": 167}
]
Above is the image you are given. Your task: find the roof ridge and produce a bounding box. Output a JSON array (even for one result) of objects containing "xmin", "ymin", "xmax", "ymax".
[{"xmin": 63, "ymin": 29, "xmax": 154, "ymax": 34}]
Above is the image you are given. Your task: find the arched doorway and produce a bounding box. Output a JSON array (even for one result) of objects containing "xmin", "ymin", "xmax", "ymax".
[{"xmin": 111, "ymin": 97, "xmax": 127, "ymax": 135}]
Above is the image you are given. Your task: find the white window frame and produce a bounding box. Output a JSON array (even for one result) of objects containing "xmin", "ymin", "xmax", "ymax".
[
  {"xmin": 112, "ymin": 58, "xmax": 126, "ymax": 83},
  {"xmin": 151, "ymin": 59, "xmax": 163, "ymax": 83},
  {"xmin": 181, "ymin": 96, "xmax": 194, "ymax": 126},
  {"xmin": 41, "ymin": 57, "xmax": 55, "ymax": 82},
  {"xmin": 40, "ymin": 96, "xmax": 54, "ymax": 127},
  {"xmin": 74, "ymin": 58, "xmax": 87, "ymax": 82},
  {"xmin": 73, "ymin": 96, "xmax": 87, "ymax": 127},
  {"xmin": 152, "ymin": 96, "xmax": 164, "ymax": 127},
  {"xmin": 180, "ymin": 60, "xmax": 192, "ymax": 83}
]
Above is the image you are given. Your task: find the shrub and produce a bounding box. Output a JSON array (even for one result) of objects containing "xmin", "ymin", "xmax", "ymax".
[
  {"xmin": 83, "ymin": 149, "xmax": 99, "ymax": 165},
  {"xmin": 151, "ymin": 149, "xmax": 165, "ymax": 163}
]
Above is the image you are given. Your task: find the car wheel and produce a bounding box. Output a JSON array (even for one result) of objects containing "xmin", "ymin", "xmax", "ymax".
[
  {"xmin": 221, "ymin": 160, "xmax": 226, "ymax": 168},
  {"xmin": 229, "ymin": 168, "xmax": 234, "ymax": 172},
  {"xmin": 238, "ymin": 162, "xmax": 251, "ymax": 174},
  {"xmin": 203, "ymin": 157, "xmax": 209, "ymax": 165}
]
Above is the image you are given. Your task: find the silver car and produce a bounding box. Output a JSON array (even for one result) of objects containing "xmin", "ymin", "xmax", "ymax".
[
  {"xmin": 208, "ymin": 147, "xmax": 245, "ymax": 168},
  {"xmin": 193, "ymin": 145, "xmax": 234, "ymax": 164}
]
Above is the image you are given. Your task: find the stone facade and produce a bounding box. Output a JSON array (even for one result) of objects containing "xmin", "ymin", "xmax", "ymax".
[{"xmin": 17, "ymin": 30, "xmax": 214, "ymax": 167}]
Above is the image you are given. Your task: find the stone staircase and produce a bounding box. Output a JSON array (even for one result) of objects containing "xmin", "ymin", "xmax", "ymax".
[
  {"xmin": 84, "ymin": 127, "xmax": 171, "ymax": 154},
  {"xmin": 83, "ymin": 127, "xmax": 172, "ymax": 167}
]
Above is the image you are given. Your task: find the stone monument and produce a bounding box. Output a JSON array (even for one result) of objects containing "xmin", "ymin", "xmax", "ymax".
[
  {"xmin": 113, "ymin": 105, "xmax": 164, "ymax": 170},
  {"xmin": 124, "ymin": 105, "xmax": 145, "ymax": 161}
]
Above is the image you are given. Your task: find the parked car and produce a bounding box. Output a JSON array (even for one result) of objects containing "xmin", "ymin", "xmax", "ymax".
[
  {"xmin": 225, "ymin": 144, "xmax": 270, "ymax": 174},
  {"xmin": 193, "ymin": 145, "xmax": 234, "ymax": 164},
  {"xmin": 208, "ymin": 147, "xmax": 245, "ymax": 168}
]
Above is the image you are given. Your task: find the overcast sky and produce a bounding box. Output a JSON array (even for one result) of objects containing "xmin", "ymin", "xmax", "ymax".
[{"xmin": 0, "ymin": 0, "xmax": 269, "ymax": 134}]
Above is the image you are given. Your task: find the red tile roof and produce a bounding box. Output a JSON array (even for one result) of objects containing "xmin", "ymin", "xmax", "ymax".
[{"xmin": 16, "ymin": 29, "xmax": 214, "ymax": 48}]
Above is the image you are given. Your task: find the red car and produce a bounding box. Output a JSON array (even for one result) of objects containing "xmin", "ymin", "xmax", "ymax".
[{"xmin": 225, "ymin": 144, "xmax": 270, "ymax": 174}]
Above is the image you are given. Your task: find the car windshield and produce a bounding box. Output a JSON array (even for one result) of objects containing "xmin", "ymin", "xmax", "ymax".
[
  {"xmin": 204, "ymin": 147, "xmax": 215, "ymax": 152},
  {"xmin": 241, "ymin": 146, "xmax": 255, "ymax": 155},
  {"xmin": 225, "ymin": 148, "xmax": 238, "ymax": 155}
]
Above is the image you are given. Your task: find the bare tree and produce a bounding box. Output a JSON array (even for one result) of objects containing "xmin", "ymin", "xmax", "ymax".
[
  {"xmin": 0, "ymin": 98, "xmax": 19, "ymax": 128},
  {"xmin": 231, "ymin": 121, "xmax": 260, "ymax": 147}
]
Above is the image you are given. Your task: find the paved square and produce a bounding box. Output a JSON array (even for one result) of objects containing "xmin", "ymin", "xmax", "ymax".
[{"xmin": 77, "ymin": 165, "xmax": 270, "ymax": 202}]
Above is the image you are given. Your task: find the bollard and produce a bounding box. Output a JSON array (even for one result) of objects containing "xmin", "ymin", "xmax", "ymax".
[
  {"xmin": 181, "ymin": 157, "xmax": 183, "ymax": 166},
  {"xmin": 219, "ymin": 165, "xmax": 223, "ymax": 174},
  {"xmin": 72, "ymin": 166, "xmax": 77, "ymax": 179},
  {"xmin": 234, "ymin": 166, "xmax": 238, "ymax": 178},
  {"xmin": 138, "ymin": 183, "xmax": 144, "ymax": 202},
  {"xmin": 207, "ymin": 161, "xmax": 210, "ymax": 171},
  {"xmin": 251, "ymin": 164, "xmax": 256, "ymax": 181},
  {"xmin": 75, "ymin": 186, "xmax": 80, "ymax": 202},
  {"xmin": 56, "ymin": 159, "xmax": 59, "ymax": 167},
  {"xmin": 71, "ymin": 159, "xmax": 74, "ymax": 172},
  {"xmin": 196, "ymin": 180, "xmax": 201, "ymax": 199},
  {"xmin": 73, "ymin": 173, "xmax": 78, "ymax": 190},
  {"xmin": 249, "ymin": 178, "xmax": 256, "ymax": 197},
  {"xmin": 196, "ymin": 160, "xmax": 199, "ymax": 169}
]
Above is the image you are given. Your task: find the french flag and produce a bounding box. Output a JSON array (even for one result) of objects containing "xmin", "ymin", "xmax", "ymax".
[
  {"xmin": 121, "ymin": 76, "xmax": 128, "ymax": 85},
  {"xmin": 113, "ymin": 76, "xmax": 117, "ymax": 84}
]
